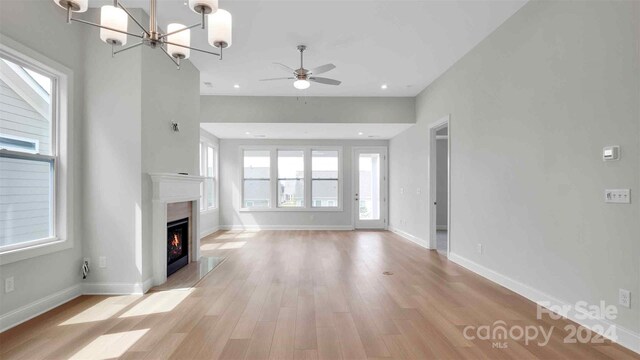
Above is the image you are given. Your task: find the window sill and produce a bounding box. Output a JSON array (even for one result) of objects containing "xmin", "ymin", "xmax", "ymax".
[
  {"xmin": 239, "ymin": 207, "xmax": 344, "ymax": 213},
  {"xmin": 0, "ymin": 237, "xmax": 73, "ymax": 265}
]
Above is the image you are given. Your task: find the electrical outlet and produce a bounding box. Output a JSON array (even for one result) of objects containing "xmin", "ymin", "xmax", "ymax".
[
  {"xmin": 5, "ymin": 276, "xmax": 14, "ymax": 293},
  {"xmin": 99, "ymin": 256, "xmax": 107, "ymax": 268},
  {"xmin": 619, "ymin": 289, "xmax": 631, "ymax": 308},
  {"xmin": 605, "ymin": 189, "xmax": 631, "ymax": 204},
  {"xmin": 477, "ymin": 243, "xmax": 483, "ymax": 254}
]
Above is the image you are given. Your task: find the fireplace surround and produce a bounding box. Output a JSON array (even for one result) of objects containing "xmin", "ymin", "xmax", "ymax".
[{"xmin": 150, "ymin": 173, "xmax": 204, "ymax": 287}]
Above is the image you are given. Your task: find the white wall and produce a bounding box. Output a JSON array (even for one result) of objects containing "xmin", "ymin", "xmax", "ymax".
[
  {"xmin": 201, "ymin": 96, "xmax": 415, "ymax": 124},
  {"xmin": 219, "ymin": 139, "xmax": 387, "ymax": 229},
  {"xmin": 0, "ymin": 0, "xmax": 83, "ymax": 322},
  {"xmin": 389, "ymin": 0, "xmax": 639, "ymax": 340},
  {"xmin": 199, "ymin": 128, "xmax": 220, "ymax": 237}
]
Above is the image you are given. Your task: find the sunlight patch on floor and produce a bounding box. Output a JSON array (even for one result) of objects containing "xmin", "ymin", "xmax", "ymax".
[
  {"xmin": 69, "ymin": 329, "xmax": 148, "ymax": 359},
  {"xmin": 59, "ymin": 296, "xmax": 139, "ymax": 325},
  {"xmin": 235, "ymin": 232, "xmax": 256, "ymax": 239},
  {"xmin": 200, "ymin": 243, "xmax": 222, "ymax": 251},
  {"xmin": 218, "ymin": 241, "xmax": 246, "ymax": 249},
  {"xmin": 119, "ymin": 289, "xmax": 194, "ymax": 318}
]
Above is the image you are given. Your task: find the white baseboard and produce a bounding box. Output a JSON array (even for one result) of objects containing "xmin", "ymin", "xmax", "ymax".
[
  {"xmin": 200, "ymin": 226, "xmax": 220, "ymax": 239},
  {"xmin": 449, "ymin": 253, "xmax": 640, "ymax": 354},
  {"xmin": 220, "ymin": 225, "xmax": 354, "ymax": 231},
  {"xmin": 436, "ymin": 225, "xmax": 448, "ymax": 231},
  {"xmin": 388, "ymin": 226, "xmax": 431, "ymax": 249},
  {"xmin": 142, "ymin": 277, "xmax": 154, "ymax": 293},
  {"xmin": 82, "ymin": 281, "xmax": 147, "ymax": 295},
  {"xmin": 0, "ymin": 284, "xmax": 82, "ymax": 332}
]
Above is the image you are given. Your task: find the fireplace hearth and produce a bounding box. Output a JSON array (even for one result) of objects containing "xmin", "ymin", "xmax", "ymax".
[{"xmin": 167, "ymin": 217, "xmax": 189, "ymax": 276}]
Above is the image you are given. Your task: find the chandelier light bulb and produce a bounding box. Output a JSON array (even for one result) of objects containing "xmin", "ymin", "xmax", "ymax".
[
  {"xmin": 294, "ymin": 79, "xmax": 310, "ymax": 90},
  {"xmin": 208, "ymin": 9, "xmax": 232, "ymax": 49},
  {"xmin": 100, "ymin": 5, "xmax": 128, "ymax": 46},
  {"xmin": 167, "ymin": 23, "xmax": 191, "ymax": 59}
]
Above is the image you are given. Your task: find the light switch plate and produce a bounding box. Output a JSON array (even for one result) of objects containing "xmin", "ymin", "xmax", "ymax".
[{"xmin": 605, "ymin": 189, "xmax": 631, "ymax": 204}]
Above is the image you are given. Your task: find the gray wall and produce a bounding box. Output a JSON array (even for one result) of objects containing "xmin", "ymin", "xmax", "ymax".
[
  {"xmin": 389, "ymin": 0, "xmax": 639, "ymax": 334},
  {"xmin": 0, "ymin": 0, "xmax": 84, "ymax": 317},
  {"xmin": 436, "ymin": 138, "xmax": 448, "ymax": 228},
  {"xmin": 201, "ymin": 96, "xmax": 415, "ymax": 124},
  {"xmin": 140, "ymin": 40, "xmax": 200, "ymax": 283},
  {"xmin": 82, "ymin": 8, "xmax": 143, "ymax": 287},
  {"xmin": 219, "ymin": 139, "xmax": 387, "ymax": 229}
]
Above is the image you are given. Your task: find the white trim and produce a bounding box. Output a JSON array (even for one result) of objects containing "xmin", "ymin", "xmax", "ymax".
[
  {"xmin": 449, "ymin": 253, "xmax": 640, "ymax": 355},
  {"xmin": 388, "ymin": 226, "xmax": 431, "ymax": 249},
  {"xmin": 0, "ymin": 284, "xmax": 81, "ymax": 332},
  {"xmin": 82, "ymin": 282, "xmax": 148, "ymax": 295},
  {"xmin": 200, "ymin": 226, "xmax": 220, "ymax": 239},
  {"xmin": 220, "ymin": 225, "xmax": 353, "ymax": 231}
]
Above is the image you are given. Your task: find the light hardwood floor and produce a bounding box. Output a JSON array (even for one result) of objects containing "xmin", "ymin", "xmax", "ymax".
[{"xmin": 1, "ymin": 230, "xmax": 637, "ymax": 359}]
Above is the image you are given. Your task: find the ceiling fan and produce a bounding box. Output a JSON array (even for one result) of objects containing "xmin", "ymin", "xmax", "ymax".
[{"xmin": 260, "ymin": 45, "xmax": 341, "ymax": 90}]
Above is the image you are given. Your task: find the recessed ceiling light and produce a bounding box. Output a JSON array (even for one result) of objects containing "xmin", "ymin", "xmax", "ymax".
[
  {"xmin": 234, "ymin": 84, "xmax": 240, "ymax": 88},
  {"xmin": 245, "ymin": 131, "xmax": 251, "ymax": 135},
  {"xmin": 358, "ymin": 132, "xmax": 364, "ymax": 135},
  {"xmin": 381, "ymin": 84, "xmax": 388, "ymax": 90}
]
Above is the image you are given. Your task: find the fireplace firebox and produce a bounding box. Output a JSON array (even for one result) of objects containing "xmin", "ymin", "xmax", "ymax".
[{"xmin": 167, "ymin": 217, "xmax": 189, "ymax": 276}]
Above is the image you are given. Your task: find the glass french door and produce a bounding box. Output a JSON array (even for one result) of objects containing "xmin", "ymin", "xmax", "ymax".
[{"xmin": 353, "ymin": 147, "xmax": 387, "ymax": 229}]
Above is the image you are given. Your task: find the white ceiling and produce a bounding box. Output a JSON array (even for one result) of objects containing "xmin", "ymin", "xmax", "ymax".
[
  {"xmin": 201, "ymin": 123, "xmax": 414, "ymax": 139},
  {"xmin": 94, "ymin": 0, "xmax": 527, "ymax": 97}
]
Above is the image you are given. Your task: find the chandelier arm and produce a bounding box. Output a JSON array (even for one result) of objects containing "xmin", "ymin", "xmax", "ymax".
[
  {"xmin": 160, "ymin": 46, "xmax": 180, "ymax": 67},
  {"xmin": 163, "ymin": 41, "xmax": 221, "ymax": 57},
  {"xmin": 70, "ymin": 17, "xmax": 145, "ymax": 38},
  {"xmin": 117, "ymin": 1, "xmax": 150, "ymax": 36},
  {"xmin": 159, "ymin": 23, "xmax": 202, "ymax": 40},
  {"xmin": 113, "ymin": 41, "xmax": 143, "ymax": 55}
]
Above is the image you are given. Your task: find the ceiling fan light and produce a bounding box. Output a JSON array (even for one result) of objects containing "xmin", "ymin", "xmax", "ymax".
[
  {"xmin": 208, "ymin": 9, "xmax": 232, "ymax": 49},
  {"xmin": 294, "ymin": 79, "xmax": 310, "ymax": 90},
  {"xmin": 99, "ymin": 5, "xmax": 128, "ymax": 46},
  {"xmin": 188, "ymin": 0, "xmax": 218, "ymax": 14},
  {"xmin": 167, "ymin": 23, "xmax": 191, "ymax": 59},
  {"xmin": 53, "ymin": 0, "xmax": 88, "ymax": 12}
]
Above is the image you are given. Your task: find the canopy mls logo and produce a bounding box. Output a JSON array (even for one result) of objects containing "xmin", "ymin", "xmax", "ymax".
[{"xmin": 462, "ymin": 301, "xmax": 620, "ymax": 349}]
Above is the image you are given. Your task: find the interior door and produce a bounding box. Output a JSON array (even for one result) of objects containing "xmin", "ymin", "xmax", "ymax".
[{"xmin": 353, "ymin": 147, "xmax": 387, "ymax": 229}]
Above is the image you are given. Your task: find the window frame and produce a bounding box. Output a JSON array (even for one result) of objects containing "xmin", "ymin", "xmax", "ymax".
[
  {"xmin": 239, "ymin": 145, "xmax": 343, "ymax": 212},
  {"xmin": 199, "ymin": 139, "xmax": 218, "ymax": 212},
  {"xmin": 311, "ymin": 149, "xmax": 341, "ymax": 209},
  {"xmin": 0, "ymin": 36, "xmax": 74, "ymax": 264},
  {"xmin": 276, "ymin": 148, "xmax": 305, "ymax": 209}
]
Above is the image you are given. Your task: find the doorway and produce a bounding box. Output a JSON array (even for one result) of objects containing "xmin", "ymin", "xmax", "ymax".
[
  {"xmin": 353, "ymin": 147, "xmax": 388, "ymax": 229},
  {"xmin": 429, "ymin": 117, "xmax": 450, "ymax": 256}
]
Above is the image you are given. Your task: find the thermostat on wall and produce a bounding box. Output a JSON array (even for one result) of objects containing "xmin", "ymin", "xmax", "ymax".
[{"xmin": 603, "ymin": 146, "xmax": 620, "ymax": 161}]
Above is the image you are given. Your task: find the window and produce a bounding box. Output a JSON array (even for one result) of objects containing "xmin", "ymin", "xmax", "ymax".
[
  {"xmin": 200, "ymin": 141, "xmax": 217, "ymax": 211},
  {"xmin": 277, "ymin": 150, "xmax": 304, "ymax": 208},
  {"xmin": 240, "ymin": 147, "xmax": 342, "ymax": 211},
  {"xmin": 243, "ymin": 150, "xmax": 271, "ymax": 208},
  {"xmin": 311, "ymin": 150, "xmax": 339, "ymax": 208},
  {"xmin": 0, "ymin": 55, "xmax": 56, "ymax": 251}
]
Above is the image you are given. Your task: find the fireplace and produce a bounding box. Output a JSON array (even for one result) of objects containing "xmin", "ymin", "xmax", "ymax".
[{"xmin": 167, "ymin": 217, "xmax": 189, "ymax": 276}]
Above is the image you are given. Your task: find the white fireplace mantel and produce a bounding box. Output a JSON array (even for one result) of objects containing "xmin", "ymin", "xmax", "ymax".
[{"xmin": 149, "ymin": 173, "xmax": 204, "ymax": 287}]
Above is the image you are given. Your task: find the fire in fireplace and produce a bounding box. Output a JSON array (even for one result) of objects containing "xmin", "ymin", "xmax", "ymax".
[{"xmin": 167, "ymin": 217, "xmax": 189, "ymax": 276}]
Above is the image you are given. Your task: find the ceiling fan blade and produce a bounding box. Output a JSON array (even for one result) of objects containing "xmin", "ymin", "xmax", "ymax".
[
  {"xmin": 273, "ymin": 62, "xmax": 296, "ymax": 74},
  {"xmin": 259, "ymin": 77, "xmax": 295, "ymax": 81},
  {"xmin": 308, "ymin": 63, "xmax": 336, "ymax": 75},
  {"xmin": 309, "ymin": 77, "xmax": 341, "ymax": 85}
]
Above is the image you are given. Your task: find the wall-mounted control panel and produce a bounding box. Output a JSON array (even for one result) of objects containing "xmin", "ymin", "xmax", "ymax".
[
  {"xmin": 603, "ymin": 146, "xmax": 620, "ymax": 161},
  {"xmin": 605, "ymin": 189, "xmax": 631, "ymax": 204}
]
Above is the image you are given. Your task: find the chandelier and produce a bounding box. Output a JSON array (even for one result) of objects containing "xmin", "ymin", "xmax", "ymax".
[{"xmin": 52, "ymin": 0, "xmax": 232, "ymax": 69}]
